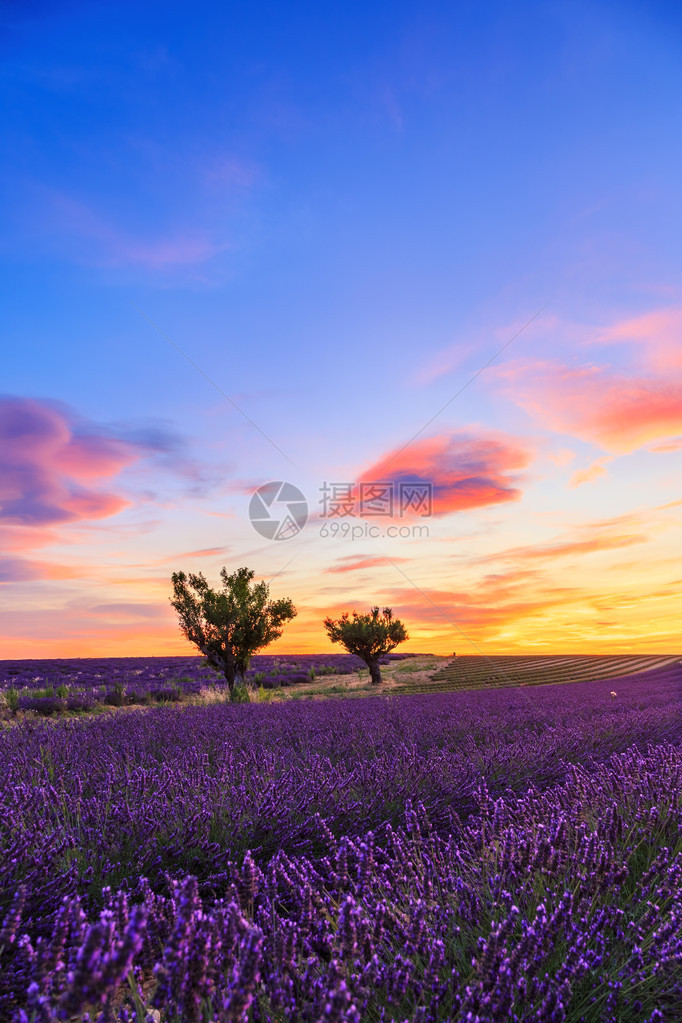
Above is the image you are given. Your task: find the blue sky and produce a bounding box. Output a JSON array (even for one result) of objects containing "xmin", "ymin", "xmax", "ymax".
[{"xmin": 2, "ymin": 0, "xmax": 682, "ymax": 655}]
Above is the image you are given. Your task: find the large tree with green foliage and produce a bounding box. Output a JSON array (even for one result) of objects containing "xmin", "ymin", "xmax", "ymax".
[
  {"xmin": 170, "ymin": 566, "xmax": 297, "ymax": 691},
  {"xmin": 323, "ymin": 605, "xmax": 408, "ymax": 684}
]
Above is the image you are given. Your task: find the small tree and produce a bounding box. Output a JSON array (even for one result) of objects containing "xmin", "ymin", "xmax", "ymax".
[
  {"xmin": 323, "ymin": 606, "xmax": 408, "ymax": 684},
  {"xmin": 170, "ymin": 566, "xmax": 297, "ymax": 692}
]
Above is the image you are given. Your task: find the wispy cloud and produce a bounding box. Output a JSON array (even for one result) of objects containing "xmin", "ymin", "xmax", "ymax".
[
  {"xmin": 152, "ymin": 545, "xmax": 232, "ymax": 565},
  {"xmin": 462, "ymin": 501, "xmax": 679, "ymax": 571},
  {"xmin": 0, "ymin": 557, "xmax": 81, "ymax": 583},
  {"xmin": 412, "ymin": 342, "xmax": 479, "ymax": 386},
  {"xmin": 413, "ymin": 312, "xmax": 561, "ymax": 388},
  {"xmin": 470, "ymin": 530, "xmax": 649, "ymax": 566},
  {"xmin": 62, "ymin": 192, "xmax": 225, "ymax": 267},
  {"xmin": 79, "ymin": 602, "xmax": 171, "ymax": 621},
  {"xmin": 647, "ymin": 437, "xmax": 682, "ymax": 453},
  {"xmin": 595, "ymin": 307, "xmax": 682, "ymax": 372},
  {"xmin": 377, "ymin": 578, "xmax": 578, "ymax": 635},
  {"xmin": 545, "ymin": 448, "xmax": 576, "ymax": 467},
  {"xmin": 326, "ymin": 554, "xmax": 411, "ymax": 574},
  {"xmin": 569, "ymin": 455, "xmax": 614, "ymax": 488},
  {"xmin": 24, "ymin": 190, "xmax": 227, "ymax": 270},
  {"xmin": 371, "ymin": 540, "xmax": 681, "ymax": 651}
]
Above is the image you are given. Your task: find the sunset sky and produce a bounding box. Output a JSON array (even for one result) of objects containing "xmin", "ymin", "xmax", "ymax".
[{"xmin": 2, "ymin": 0, "xmax": 681, "ymax": 657}]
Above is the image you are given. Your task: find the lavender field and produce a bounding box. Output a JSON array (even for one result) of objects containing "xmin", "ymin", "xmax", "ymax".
[
  {"xmin": 1, "ymin": 662, "xmax": 681, "ymax": 1021},
  {"xmin": 0, "ymin": 655, "xmax": 404, "ymax": 693},
  {"xmin": 0, "ymin": 653, "xmax": 415, "ymax": 716}
]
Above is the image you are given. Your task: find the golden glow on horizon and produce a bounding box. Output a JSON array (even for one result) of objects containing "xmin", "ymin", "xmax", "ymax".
[{"xmin": 1, "ymin": 307, "xmax": 681, "ymax": 659}]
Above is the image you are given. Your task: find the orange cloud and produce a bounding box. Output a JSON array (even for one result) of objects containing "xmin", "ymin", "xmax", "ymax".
[
  {"xmin": 369, "ymin": 551, "xmax": 682, "ymax": 653},
  {"xmin": 357, "ymin": 432, "xmax": 533, "ymax": 517},
  {"xmin": 383, "ymin": 587, "xmax": 561, "ymax": 632},
  {"xmin": 329, "ymin": 571, "xmax": 584, "ymax": 651},
  {"xmin": 569, "ymin": 456, "xmax": 613, "ymax": 488}
]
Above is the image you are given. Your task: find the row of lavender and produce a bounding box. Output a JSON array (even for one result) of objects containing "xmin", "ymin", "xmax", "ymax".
[
  {"xmin": 0, "ymin": 653, "xmax": 416, "ymax": 714},
  {"xmin": 1, "ymin": 664, "xmax": 681, "ymax": 1018}
]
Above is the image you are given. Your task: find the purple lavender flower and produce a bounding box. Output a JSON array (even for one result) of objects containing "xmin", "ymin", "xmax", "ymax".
[{"xmin": 220, "ymin": 926, "xmax": 263, "ymax": 1022}]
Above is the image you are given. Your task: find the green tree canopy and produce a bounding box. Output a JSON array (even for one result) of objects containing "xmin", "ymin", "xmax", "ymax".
[
  {"xmin": 170, "ymin": 566, "xmax": 297, "ymax": 690},
  {"xmin": 323, "ymin": 605, "xmax": 408, "ymax": 684}
]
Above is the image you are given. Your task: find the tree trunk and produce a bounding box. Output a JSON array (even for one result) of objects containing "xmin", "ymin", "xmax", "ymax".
[
  {"xmin": 368, "ymin": 660, "xmax": 383, "ymax": 685},
  {"xmin": 200, "ymin": 644, "xmax": 237, "ymax": 692},
  {"xmin": 223, "ymin": 663, "xmax": 237, "ymax": 691}
]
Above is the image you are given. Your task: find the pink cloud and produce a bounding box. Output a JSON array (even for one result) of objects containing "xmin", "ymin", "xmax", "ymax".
[
  {"xmin": 595, "ymin": 308, "xmax": 682, "ymax": 372},
  {"xmin": 0, "ymin": 396, "xmax": 226, "ymax": 587},
  {"xmin": 0, "ymin": 397, "xmax": 175, "ymax": 584},
  {"xmin": 0, "ymin": 397, "xmax": 136, "ymax": 528},
  {"xmin": 357, "ymin": 432, "xmax": 533, "ymax": 517},
  {"xmin": 492, "ymin": 359, "xmax": 682, "ymax": 454},
  {"xmin": 52, "ymin": 434, "xmax": 134, "ymax": 479},
  {"xmin": 0, "ymin": 525, "xmax": 62, "ymax": 552}
]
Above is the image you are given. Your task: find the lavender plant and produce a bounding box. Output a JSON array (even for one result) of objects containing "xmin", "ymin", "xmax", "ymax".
[
  {"xmin": 2, "ymin": 742, "xmax": 681, "ymax": 1020},
  {"xmin": 1, "ymin": 663, "xmax": 680, "ymax": 1019}
]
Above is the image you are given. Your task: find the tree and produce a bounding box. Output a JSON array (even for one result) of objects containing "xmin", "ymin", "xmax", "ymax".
[
  {"xmin": 170, "ymin": 566, "xmax": 297, "ymax": 692},
  {"xmin": 323, "ymin": 606, "xmax": 408, "ymax": 684}
]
